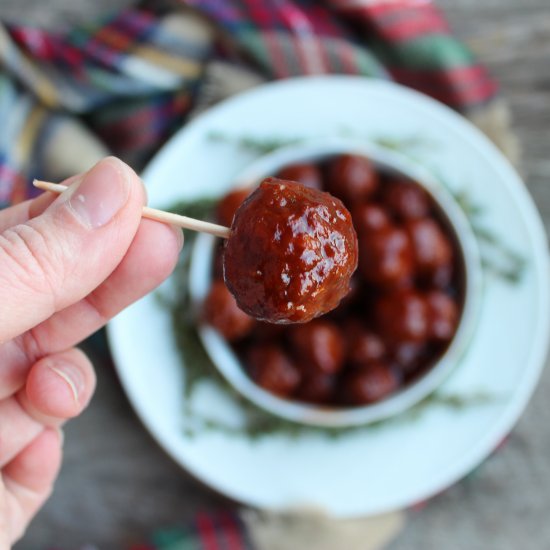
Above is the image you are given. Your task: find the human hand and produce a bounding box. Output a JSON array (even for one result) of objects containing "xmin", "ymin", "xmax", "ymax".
[{"xmin": 0, "ymin": 158, "xmax": 183, "ymax": 547}]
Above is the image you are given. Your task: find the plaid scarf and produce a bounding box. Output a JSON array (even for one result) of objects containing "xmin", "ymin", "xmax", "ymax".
[{"xmin": 0, "ymin": 0, "xmax": 498, "ymax": 208}]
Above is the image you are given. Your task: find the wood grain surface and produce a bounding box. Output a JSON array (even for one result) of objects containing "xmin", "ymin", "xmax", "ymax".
[{"xmin": 1, "ymin": 1, "xmax": 549, "ymax": 549}]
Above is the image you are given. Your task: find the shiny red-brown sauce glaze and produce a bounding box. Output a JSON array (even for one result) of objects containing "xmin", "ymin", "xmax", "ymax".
[
  {"xmin": 203, "ymin": 156, "xmax": 465, "ymax": 407},
  {"xmin": 223, "ymin": 178, "xmax": 359, "ymax": 324}
]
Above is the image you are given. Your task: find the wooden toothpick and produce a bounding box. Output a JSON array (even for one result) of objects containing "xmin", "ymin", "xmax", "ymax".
[{"xmin": 33, "ymin": 180, "xmax": 231, "ymax": 239}]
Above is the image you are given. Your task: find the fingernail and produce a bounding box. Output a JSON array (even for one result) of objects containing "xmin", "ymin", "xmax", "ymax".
[
  {"xmin": 173, "ymin": 226, "xmax": 184, "ymax": 252},
  {"xmin": 48, "ymin": 362, "xmax": 85, "ymax": 405},
  {"xmin": 64, "ymin": 157, "xmax": 132, "ymax": 228}
]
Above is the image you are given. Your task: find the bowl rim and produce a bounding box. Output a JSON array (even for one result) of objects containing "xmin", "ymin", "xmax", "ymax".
[{"xmin": 189, "ymin": 137, "xmax": 483, "ymax": 427}]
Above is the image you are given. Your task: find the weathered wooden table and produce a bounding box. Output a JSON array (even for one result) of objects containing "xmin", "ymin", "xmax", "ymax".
[{"xmin": 2, "ymin": 1, "xmax": 549, "ymax": 548}]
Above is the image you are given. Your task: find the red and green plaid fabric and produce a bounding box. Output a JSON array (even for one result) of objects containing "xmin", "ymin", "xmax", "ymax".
[
  {"xmin": 1, "ymin": 1, "xmax": 499, "ymax": 548},
  {"xmin": 128, "ymin": 512, "xmax": 253, "ymax": 550},
  {"xmin": 0, "ymin": 0, "xmax": 497, "ymax": 208},
  {"xmin": 187, "ymin": 0, "xmax": 497, "ymax": 107}
]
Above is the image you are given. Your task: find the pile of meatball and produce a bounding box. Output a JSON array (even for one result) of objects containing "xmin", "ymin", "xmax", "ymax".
[{"xmin": 203, "ymin": 153, "xmax": 464, "ymax": 407}]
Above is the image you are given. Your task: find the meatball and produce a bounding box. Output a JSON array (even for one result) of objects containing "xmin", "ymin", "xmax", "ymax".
[
  {"xmin": 390, "ymin": 341, "xmax": 426, "ymax": 374},
  {"xmin": 425, "ymin": 263, "xmax": 454, "ymax": 290},
  {"xmin": 405, "ymin": 218, "xmax": 453, "ymax": 274},
  {"xmin": 326, "ymin": 154, "xmax": 378, "ymax": 203},
  {"xmin": 358, "ymin": 226, "xmax": 414, "ymax": 288},
  {"xmin": 202, "ymin": 281, "xmax": 255, "ymax": 341},
  {"xmin": 289, "ymin": 319, "xmax": 346, "ymax": 374},
  {"xmin": 277, "ymin": 163, "xmax": 323, "ymax": 190},
  {"xmin": 340, "ymin": 362, "xmax": 399, "ymax": 405},
  {"xmin": 224, "ymin": 178, "xmax": 358, "ymax": 324},
  {"xmin": 296, "ymin": 372, "xmax": 336, "ymax": 404},
  {"xmin": 351, "ymin": 203, "xmax": 391, "ymax": 234},
  {"xmin": 250, "ymin": 321, "xmax": 286, "ymax": 341},
  {"xmin": 344, "ymin": 320, "xmax": 386, "ymax": 367},
  {"xmin": 349, "ymin": 333, "xmax": 386, "ymax": 367},
  {"xmin": 216, "ymin": 187, "xmax": 252, "ymax": 227},
  {"xmin": 426, "ymin": 290, "xmax": 459, "ymax": 341},
  {"xmin": 246, "ymin": 345, "xmax": 301, "ymax": 396},
  {"xmin": 375, "ymin": 290, "xmax": 429, "ymax": 342},
  {"xmin": 382, "ymin": 179, "xmax": 430, "ymax": 220}
]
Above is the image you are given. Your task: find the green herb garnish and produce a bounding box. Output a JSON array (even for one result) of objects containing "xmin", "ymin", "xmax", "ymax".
[
  {"xmin": 161, "ymin": 197, "xmax": 496, "ymax": 440},
  {"xmin": 160, "ymin": 130, "xmax": 520, "ymax": 439}
]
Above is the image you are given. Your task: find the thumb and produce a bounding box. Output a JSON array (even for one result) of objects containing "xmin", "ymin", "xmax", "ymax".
[{"xmin": 0, "ymin": 157, "xmax": 146, "ymax": 344}]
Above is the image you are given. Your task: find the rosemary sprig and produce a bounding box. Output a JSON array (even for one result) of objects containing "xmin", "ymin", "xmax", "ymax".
[
  {"xmin": 208, "ymin": 130, "xmax": 305, "ymax": 155},
  {"xmin": 162, "ymin": 133, "xmax": 518, "ymax": 439},
  {"xmin": 162, "ymin": 197, "xmax": 496, "ymax": 440}
]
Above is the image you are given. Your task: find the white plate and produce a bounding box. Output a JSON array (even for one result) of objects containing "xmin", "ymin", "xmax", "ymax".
[{"xmin": 107, "ymin": 76, "xmax": 550, "ymax": 518}]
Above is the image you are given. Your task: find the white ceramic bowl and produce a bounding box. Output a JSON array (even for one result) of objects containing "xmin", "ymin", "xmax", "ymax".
[{"xmin": 189, "ymin": 138, "xmax": 483, "ymax": 427}]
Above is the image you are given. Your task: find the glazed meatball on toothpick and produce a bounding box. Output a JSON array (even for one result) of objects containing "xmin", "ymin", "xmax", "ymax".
[{"xmin": 223, "ymin": 177, "xmax": 359, "ymax": 324}]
